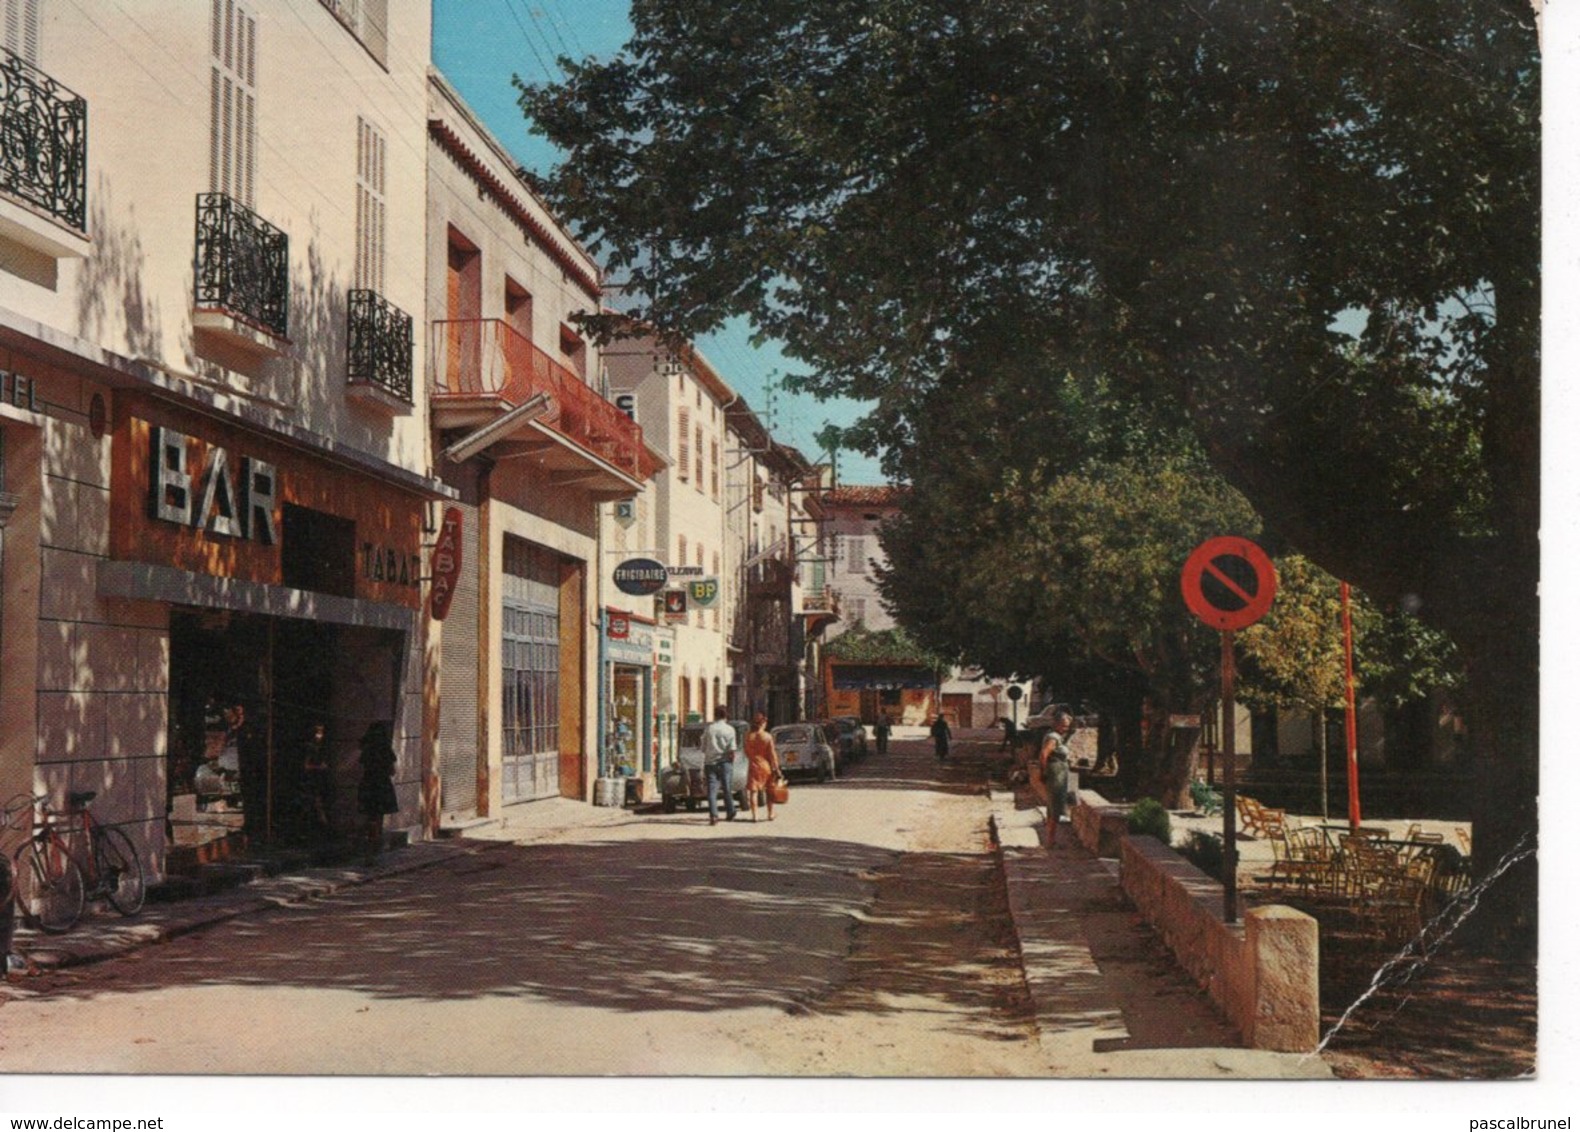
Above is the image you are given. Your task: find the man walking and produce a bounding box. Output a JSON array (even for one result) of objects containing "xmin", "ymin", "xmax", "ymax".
[
  {"xmin": 702, "ymin": 705, "xmax": 739, "ymax": 825},
  {"xmin": 931, "ymin": 712, "xmax": 952, "ymax": 762}
]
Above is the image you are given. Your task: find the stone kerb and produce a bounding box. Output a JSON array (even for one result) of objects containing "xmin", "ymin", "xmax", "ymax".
[
  {"xmin": 1118, "ymin": 833, "xmax": 1319, "ymax": 1052},
  {"xmin": 1071, "ymin": 789, "xmax": 1129, "ymax": 857}
]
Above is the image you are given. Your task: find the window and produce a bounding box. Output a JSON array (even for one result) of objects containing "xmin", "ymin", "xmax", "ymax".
[
  {"xmin": 355, "ymin": 117, "xmax": 386, "ymax": 293},
  {"xmin": 1, "ymin": 0, "xmax": 39, "ymax": 64},
  {"xmin": 504, "ymin": 277, "xmax": 532, "ymax": 340},
  {"xmin": 848, "ymin": 596, "xmax": 867, "ymax": 625},
  {"xmin": 845, "ymin": 535, "xmax": 867, "ymax": 574},
  {"xmin": 210, "ymin": 0, "xmax": 258, "ymax": 207},
  {"xmin": 694, "ymin": 425, "xmax": 703, "ymax": 492},
  {"xmin": 560, "ymin": 323, "xmax": 586, "ymax": 380},
  {"xmin": 677, "ymin": 534, "xmax": 687, "ymax": 570},
  {"xmin": 679, "ymin": 676, "xmax": 690, "ymax": 720},
  {"xmin": 318, "ymin": 0, "xmax": 388, "ymax": 66},
  {"xmin": 710, "ymin": 439, "xmax": 719, "ymax": 499},
  {"xmin": 676, "ymin": 407, "xmax": 690, "ymax": 480}
]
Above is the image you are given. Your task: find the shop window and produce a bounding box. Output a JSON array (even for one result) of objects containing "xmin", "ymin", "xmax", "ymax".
[{"xmin": 282, "ymin": 503, "xmax": 356, "ymax": 597}]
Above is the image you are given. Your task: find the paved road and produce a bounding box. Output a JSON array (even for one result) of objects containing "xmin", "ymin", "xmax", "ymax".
[{"xmin": 0, "ymin": 737, "xmax": 1238, "ymax": 1079}]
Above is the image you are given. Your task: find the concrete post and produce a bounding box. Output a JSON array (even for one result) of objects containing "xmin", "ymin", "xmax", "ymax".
[{"xmin": 1246, "ymin": 904, "xmax": 1321, "ymax": 1052}]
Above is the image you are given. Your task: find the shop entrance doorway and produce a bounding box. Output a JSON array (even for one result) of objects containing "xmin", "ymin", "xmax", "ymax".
[{"xmin": 169, "ymin": 609, "xmax": 402, "ymax": 850}]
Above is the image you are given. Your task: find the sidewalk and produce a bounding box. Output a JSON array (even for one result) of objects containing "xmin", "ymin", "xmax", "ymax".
[
  {"xmin": 988, "ymin": 790, "xmax": 1332, "ymax": 1078},
  {"xmin": 7, "ymin": 839, "xmax": 468, "ymax": 974}
]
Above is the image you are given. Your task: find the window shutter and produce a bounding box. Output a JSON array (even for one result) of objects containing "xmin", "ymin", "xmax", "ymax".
[
  {"xmin": 2, "ymin": 0, "xmax": 39, "ymax": 63},
  {"xmin": 211, "ymin": 0, "xmax": 258, "ymax": 206},
  {"xmin": 694, "ymin": 426, "xmax": 703, "ymax": 490},
  {"xmin": 677, "ymin": 408, "xmax": 690, "ymax": 480},
  {"xmin": 356, "ymin": 117, "xmax": 387, "ymax": 291},
  {"xmin": 710, "ymin": 440, "xmax": 719, "ymax": 499}
]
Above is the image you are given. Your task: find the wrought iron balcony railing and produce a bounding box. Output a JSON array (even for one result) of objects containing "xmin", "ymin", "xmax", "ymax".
[
  {"xmin": 347, "ymin": 289, "xmax": 413, "ymax": 403},
  {"xmin": 0, "ymin": 47, "xmax": 85, "ymax": 232},
  {"xmin": 433, "ymin": 319, "xmax": 657, "ymax": 481},
  {"xmin": 194, "ymin": 193, "xmax": 289, "ymax": 339}
]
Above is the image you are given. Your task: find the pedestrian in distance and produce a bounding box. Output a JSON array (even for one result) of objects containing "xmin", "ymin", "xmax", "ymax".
[
  {"xmin": 300, "ymin": 720, "xmax": 332, "ymax": 834},
  {"xmin": 1000, "ymin": 715, "xmax": 1018, "ymax": 752},
  {"xmin": 1039, "ymin": 710, "xmax": 1075, "ymax": 847},
  {"xmin": 702, "ymin": 705, "xmax": 740, "ymax": 825},
  {"xmin": 874, "ymin": 714, "xmax": 892, "ymax": 756},
  {"xmin": 931, "ymin": 712, "xmax": 952, "ymax": 762},
  {"xmin": 356, "ymin": 720, "xmax": 399, "ymax": 863},
  {"xmin": 225, "ymin": 699, "xmax": 267, "ymax": 838},
  {"xmin": 744, "ymin": 713, "xmax": 783, "ymax": 823}
]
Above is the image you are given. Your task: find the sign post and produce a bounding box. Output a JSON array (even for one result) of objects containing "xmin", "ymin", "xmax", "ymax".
[{"xmin": 1181, "ymin": 536, "xmax": 1278, "ymax": 924}]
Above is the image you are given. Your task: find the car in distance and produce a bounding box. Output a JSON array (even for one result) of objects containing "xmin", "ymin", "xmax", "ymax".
[
  {"xmin": 821, "ymin": 717, "xmax": 872, "ymax": 762},
  {"xmin": 772, "ymin": 723, "xmax": 837, "ymax": 783},
  {"xmin": 660, "ymin": 720, "xmax": 749, "ymax": 812}
]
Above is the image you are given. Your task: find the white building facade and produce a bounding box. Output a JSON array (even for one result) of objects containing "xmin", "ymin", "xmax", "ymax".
[
  {"xmin": 426, "ymin": 72, "xmax": 656, "ymax": 821},
  {"xmin": 0, "ymin": 0, "xmax": 448, "ymax": 877}
]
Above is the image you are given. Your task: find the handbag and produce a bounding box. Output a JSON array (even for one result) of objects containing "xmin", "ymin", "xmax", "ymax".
[{"xmin": 770, "ymin": 776, "xmax": 790, "ymax": 805}]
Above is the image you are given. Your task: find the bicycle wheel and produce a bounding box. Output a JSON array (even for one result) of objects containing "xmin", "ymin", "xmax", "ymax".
[
  {"xmin": 96, "ymin": 827, "xmax": 145, "ymax": 916},
  {"xmin": 12, "ymin": 838, "xmax": 84, "ymax": 934}
]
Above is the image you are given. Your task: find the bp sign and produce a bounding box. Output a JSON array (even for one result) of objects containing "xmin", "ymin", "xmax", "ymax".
[
  {"xmin": 613, "ymin": 557, "xmax": 668, "ymax": 597},
  {"xmin": 1180, "ymin": 536, "xmax": 1278, "ymax": 631},
  {"xmin": 687, "ymin": 577, "xmax": 719, "ymax": 608}
]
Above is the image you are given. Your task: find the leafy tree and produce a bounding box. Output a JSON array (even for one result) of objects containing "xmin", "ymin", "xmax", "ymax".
[
  {"xmin": 824, "ymin": 623, "xmax": 948, "ymax": 675},
  {"xmin": 523, "ymin": 0, "xmax": 1537, "ymax": 946}
]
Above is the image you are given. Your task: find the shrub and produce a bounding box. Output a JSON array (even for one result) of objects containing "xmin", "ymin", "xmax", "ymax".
[
  {"xmin": 1178, "ymin": 830, "xmax": 1225, "ymax": 875},
  {"xmin": 1126, "ymin": 798, "xmax": 1172, "ymax": 843}
]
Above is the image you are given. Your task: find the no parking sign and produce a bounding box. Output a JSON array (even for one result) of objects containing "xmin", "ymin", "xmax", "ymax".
[{"xmin": 1180, "ymin": 536, "xmax": 1277, "ymax": 631}]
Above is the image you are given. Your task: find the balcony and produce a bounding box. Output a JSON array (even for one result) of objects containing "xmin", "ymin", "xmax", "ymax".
[
  {"xmin": 0, "ymin": 46, "xmax": 87, "ymax": 258},
  {"xmin": 346, "ymin": 289, "xmax": 413, "ymax": 409},
  {"xmin": 193, "ymin": 192, "xmax": 290, "ymax": 349},
  {"xmin": 798, "ymin": 587, "xmax": 841, "ymax": 632},
  {"xmin": 432, "ymin": 319, "xmax": 656, "ymax": 494}
]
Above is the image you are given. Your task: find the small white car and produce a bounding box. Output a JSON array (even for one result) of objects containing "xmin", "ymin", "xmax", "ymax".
[{"xmin": 772, "ymin": 723, "xmax": 836, "ymax": 783}]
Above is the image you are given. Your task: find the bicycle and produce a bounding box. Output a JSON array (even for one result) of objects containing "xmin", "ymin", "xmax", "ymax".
[
  {"xmin": 11, "ymin": 791, "xmax": 145, "ymax": 933},
  {"xmin": 8, "ymin": 793, "xmax": 82, "ymax": 934}
]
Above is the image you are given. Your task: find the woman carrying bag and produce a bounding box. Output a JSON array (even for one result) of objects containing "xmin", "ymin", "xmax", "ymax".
[{"xmin": 744, "ymin": 714, "xmax": 784, "ymax": 823}]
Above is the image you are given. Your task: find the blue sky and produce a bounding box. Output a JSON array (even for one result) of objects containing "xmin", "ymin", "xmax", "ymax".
[{"xmin": 432, "ymin": 0, "xmax": 886, "ymax": 484}]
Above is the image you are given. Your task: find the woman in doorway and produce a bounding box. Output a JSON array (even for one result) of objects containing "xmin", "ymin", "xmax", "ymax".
[
  {"xmin": 356, "ymin": 721, "xmax": 398, "ymax": 863},
  {"xmin": 744, "ymin": 713, "xmax": 783, "ymax": 823}
]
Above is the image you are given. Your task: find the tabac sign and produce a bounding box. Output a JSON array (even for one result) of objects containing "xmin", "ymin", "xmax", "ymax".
[{"xmin": 428, "ymin": 508, "xmax": 464, "ymax": 621}]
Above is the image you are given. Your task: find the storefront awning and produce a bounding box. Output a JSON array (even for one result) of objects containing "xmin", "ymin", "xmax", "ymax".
[
  {"xmin": 98, "ymin": 561, "xmax": 417, "ymax": 634},
  {"xmin": 829, "ymin": 664, "xmax": 936, "ymax": 691}
]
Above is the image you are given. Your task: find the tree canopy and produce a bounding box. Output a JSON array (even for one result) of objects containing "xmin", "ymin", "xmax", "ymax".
[{"xmin": 521, "ymin": 0, "xmax": 1538, "ymax": 944}]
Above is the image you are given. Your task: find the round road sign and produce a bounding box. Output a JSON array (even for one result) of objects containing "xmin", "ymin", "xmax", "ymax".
[{"xmin": 1181, "ymin": 537, "xmax": 1278, "ymax": 631}]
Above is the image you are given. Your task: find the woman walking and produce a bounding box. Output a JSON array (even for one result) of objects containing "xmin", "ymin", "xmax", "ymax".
[
  {"xmin": 1039, "ymin": 711, "xmax": 1074, "ymax": 847},
  {"xmin": 744, "ymin": 713, "xmax": 783, "ymax": 823}
]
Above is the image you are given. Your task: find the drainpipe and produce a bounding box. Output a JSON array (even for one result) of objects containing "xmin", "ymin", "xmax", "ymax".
[{"xmin": 596, "ymin": 606, "xmax": 608, "ymax": 784}]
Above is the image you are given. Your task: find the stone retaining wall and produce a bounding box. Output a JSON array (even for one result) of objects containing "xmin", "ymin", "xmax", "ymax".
[{"xmin": 1068, "ymin": 789, "xmax": 1319, "ymax": 1052}]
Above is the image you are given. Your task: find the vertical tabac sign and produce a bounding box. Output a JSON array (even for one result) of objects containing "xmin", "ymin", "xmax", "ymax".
[{"xmin": 429, "ymin": 507, "xmax": 464, "ymax": 621}]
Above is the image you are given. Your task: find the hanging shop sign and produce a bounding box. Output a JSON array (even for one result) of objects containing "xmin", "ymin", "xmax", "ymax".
[
  {"xmin": 662, "ymin": 589, "xmax": 687, "ymax": 619},
  {"xmin": 666, "ymin": 565, "xmax": 704, "ymax": 578},
  {"xmin": 614, "ymin": 557, "xmax": 668, "ymax": 596},
  {"xmin": 687, "ymin": 577, "xmax": 719, "ymax": 608},
  {"xmin": 607, "ymin": 611, "xmax": 631, "ymax": 640},
  {"xmin": 428, "ymin": 507, "xmax": 464, "ymax": 621},
  {"xmin": 148, "ymin": 424, "xmax": 278, "ymax": 544}
]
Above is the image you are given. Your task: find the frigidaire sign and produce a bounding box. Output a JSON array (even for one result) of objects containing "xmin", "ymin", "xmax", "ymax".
[{"xmin": 613, "ymin": 557, "xmax": 667, "ymax": 597}]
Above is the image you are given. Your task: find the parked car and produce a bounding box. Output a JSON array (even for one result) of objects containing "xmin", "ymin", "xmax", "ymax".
[
  {"xmin": 660, "ymin": 720, "xmax": 749, "ymax": 813},
  {"xmin": 826, "ymin": 717, "xmax": 869, "ymax": 762},
  {"xmin": 772, "ymin": 723, "xmax": 837, "ymax": 783}
]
